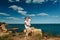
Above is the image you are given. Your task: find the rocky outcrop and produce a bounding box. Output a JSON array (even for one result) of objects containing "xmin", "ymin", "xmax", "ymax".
[{"xmin": 24, "ymin": 27, "xmax": 42, "ymax": 37}]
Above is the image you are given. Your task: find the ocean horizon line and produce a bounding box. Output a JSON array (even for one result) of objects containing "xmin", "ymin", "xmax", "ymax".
[{"xmin": 7, "ymin": 23, "xmax": 60, "ymax": 24}]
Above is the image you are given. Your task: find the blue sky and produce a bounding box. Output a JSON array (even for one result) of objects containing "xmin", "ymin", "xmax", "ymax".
[{"xmin": 0, "ymin": 0, "xmax": 60, "ymax": 24}]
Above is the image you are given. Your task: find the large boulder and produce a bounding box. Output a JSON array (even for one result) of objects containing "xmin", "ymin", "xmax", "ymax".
[{"xmin": 24, "ymin": 27, "xmax": 42, "ymax": 37}]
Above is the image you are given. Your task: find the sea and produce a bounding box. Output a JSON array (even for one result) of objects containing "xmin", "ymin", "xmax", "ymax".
[{"xmin": 7, "ymin": 24, "xmax": 60, "ymax": 36}]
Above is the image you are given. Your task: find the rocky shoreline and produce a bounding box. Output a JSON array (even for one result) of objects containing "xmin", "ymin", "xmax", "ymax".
[{"xmin": 0, "ymin": 27, "xmax": 60, "ymax": 40}]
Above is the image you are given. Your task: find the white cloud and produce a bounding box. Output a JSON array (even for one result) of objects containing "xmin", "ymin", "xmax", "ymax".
[
  {"xmin": 27, "ymin": 14, "xmax": 35, "ymax": 16},
  {"xmin": 9, "ymin": 0, "xmax": 21, "ymax": 2},
  {"xmin": 26, "ymin": 0, "xmax": 32, "ymax": 3},
  {"xmin": 26, "ymin": 0, "xmax": 45, "ymax": 3},
  {"xmin": 37, "ymin": 13, "xmax": 59, "ymax": 18},
  {"xmin": 18, "ymin": 11, "xmax": 27, "ymax": 15},
  {"xmin": 0, "ymin": 17, "xmax": 21, "ymax": 24},
  {"xmin": 8, "ymin": 0, "xmax": 59, "ymax": 4},
  {"xmin": 53, "ymin": 0, "xmax": 57, "ymax": 4},
  {"xmin": 9, "ymin": 5, "xmax": 27, "ymax": 15},
  {"xmin": 9, "ymin": 0, "xmax": 14, "ymax": 2},
  {"xmin": 9, "ymin": 0, "xmax": 45, "ymax": 3},
  {"xmin": 9, "ymin": 5, "xmax": 18, "ymax": 10},
  {"xmin": 6, "ymin": 17, "xmax": 20, "ymax": 20},
  {"xmin": 16, "ymin": 0, "xmax": 20, "ymax": 2},
  {"xmin": 18, "ymin": 7, "xmax": 24, "ymax": 11},
  {"xmin": 0, "ymin": 13, "xmax": 10, "ymax": 16},
  {"xmin": 51, "ymin": 16, "xmax": 59, "ymax": 18},
  {"xmin": 37, "ymin": 13, "xmax": 49, "ymax": 16},
  {"xmin": 9, "ymin": 5, "xmax": 24, "ymax": 11},
  {"xmin": 33, "ymin": 0, "xmax": 45, "ymax": 3}
]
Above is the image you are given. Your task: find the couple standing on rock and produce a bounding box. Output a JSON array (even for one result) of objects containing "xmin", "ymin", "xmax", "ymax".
[{"xmin": 24, "ymin": 17, "xmax": 33, "ymax": 37}]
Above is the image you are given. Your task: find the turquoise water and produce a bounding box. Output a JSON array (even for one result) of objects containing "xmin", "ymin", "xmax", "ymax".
[{"xmin": 7, "ymin": 24, "xmax": 60, "ymax": 35}]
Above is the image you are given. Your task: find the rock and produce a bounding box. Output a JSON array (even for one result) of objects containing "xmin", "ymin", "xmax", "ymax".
[
  {"xmin": 24, "ymin": 27, "xmax": 42, "ymax": 37},
  {"xmin": 31, "ymin": 27, "xmax": 42, "ymax": 37},
  {"xmin": 0, "ymin": 32, "xmax": 9, "ymax": 37}
]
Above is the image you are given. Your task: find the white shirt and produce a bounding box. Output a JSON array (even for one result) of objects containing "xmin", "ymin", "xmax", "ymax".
[{"xmin": 25, "ymin": 20, "xmax": 31, "ymax": 29}]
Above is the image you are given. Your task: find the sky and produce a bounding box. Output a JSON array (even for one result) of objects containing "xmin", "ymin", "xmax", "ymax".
[{"xmin": 0, "ymin": 0, "xmax": 60, "ymax": 24}]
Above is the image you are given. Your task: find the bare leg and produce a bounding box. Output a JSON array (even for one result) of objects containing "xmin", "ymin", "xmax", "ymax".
[{"xmin": 25, "ymin": 29, "xmax": 29, "ymax": 40}]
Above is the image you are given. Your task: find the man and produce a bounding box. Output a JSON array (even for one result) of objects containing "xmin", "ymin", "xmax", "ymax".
[
  {"xmin": 0, "ymin": 22, "xmax": 7, "ymax": 32},
  {"xmin": 24, "ymin": 17, "xmax": 32, "ymax": 37},
  {"xmin": 0, "ymin": 22, "xmax": 12, "ymax": 36}
]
